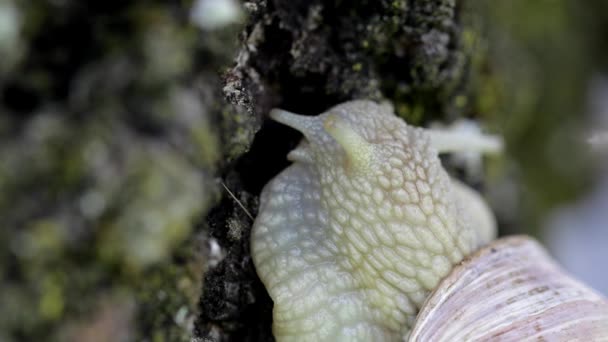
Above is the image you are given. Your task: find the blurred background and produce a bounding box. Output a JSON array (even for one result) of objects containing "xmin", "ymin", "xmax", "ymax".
[{"xmin": 0, "ymin": 0, "xmax": 606, "ymax": 341}]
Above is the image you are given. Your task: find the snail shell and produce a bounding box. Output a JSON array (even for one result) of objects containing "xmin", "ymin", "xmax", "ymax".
[{"xmin": 409, "ymin": 236, "xmax": 608, "ymax": 341}]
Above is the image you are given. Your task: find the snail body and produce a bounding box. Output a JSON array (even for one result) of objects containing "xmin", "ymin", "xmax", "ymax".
[{"xmin": 250, "ymin": 100, "xmax": 608, "ymax": 341}]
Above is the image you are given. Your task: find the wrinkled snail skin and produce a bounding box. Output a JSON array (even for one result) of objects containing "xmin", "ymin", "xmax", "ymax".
[
  {"xmin": 449, "ymin": 178, "xmax": 497, "ymax": 246},
  {"xmin": 250, "ymin": 100, "xmax": 608, "ymax": 341},
  {"xmin": 251, "ymin": 100, "xmax": 492, "ymax": 341}
]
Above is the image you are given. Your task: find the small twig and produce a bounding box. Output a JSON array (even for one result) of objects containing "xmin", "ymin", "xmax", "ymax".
[{"xmin": 221, "ymin": 181, "xmax": 254, "ymax": 220}]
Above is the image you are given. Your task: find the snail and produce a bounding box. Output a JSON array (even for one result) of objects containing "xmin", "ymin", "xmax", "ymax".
[{"xmin": 250, "ymin": 100, "xmax": 608, "ymax": 341}]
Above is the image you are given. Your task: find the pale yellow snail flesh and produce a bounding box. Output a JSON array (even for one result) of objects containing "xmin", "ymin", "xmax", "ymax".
[{"xmin": 250, "ymin": 100, "xmax": 608, "ymax": 341}]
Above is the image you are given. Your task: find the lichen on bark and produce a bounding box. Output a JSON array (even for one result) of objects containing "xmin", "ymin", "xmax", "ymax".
[{"xmin": 0, "ymin": 1, "xmax": 225, "ymax": 341}]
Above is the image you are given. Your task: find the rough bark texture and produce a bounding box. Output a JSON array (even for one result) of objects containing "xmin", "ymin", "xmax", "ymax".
[{"xmin": 1, "ymin": 0, "xmax": 607, "ymax": 342}]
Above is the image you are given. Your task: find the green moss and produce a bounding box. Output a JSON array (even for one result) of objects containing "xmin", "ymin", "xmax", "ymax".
[
  {"xmin": 39, "ymin": 275, "xmax": 65, "ymax": 320},
  {"xmin": 0, "ymin": 1, "xmax": 227, "ymax": 340},
  {"xmin": 96, "ymin": 145, "xmax": 207, "ymax": 271},
  {"xmin": 470, "ymin": 0, "xmax": 597, "ymax": 234},
  {"xmin": 220, "ymin": 106, "xmax": 260, "ymax": 161},
  {"xmin": 134, "ymin": 236, "xmax": 205, "ymax": 342}
]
